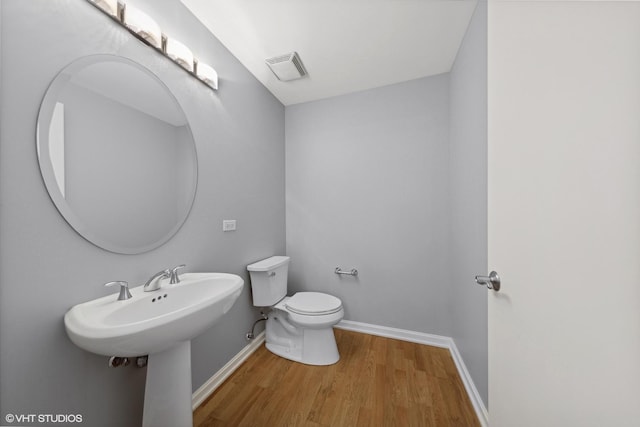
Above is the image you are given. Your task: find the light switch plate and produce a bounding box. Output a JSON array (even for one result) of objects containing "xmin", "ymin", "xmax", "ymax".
[{"xmin": 222, "ymin": 220, "xmax": 236, "ymax": 232}]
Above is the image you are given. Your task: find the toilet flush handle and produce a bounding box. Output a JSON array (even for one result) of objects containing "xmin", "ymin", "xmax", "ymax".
[{"xmin": 268, "ymin": 272, "xmax": 276, "ymax": 277}]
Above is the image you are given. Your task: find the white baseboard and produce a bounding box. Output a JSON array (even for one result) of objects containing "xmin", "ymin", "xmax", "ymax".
[
  {"xmin": 336, "ymin": 319, "xmax": 452, "ymax": 348},
  {"xmin": 191, "ymin": 331, "xmax": 266, "ymax": 410},
  {"xmin": 335, "ymin": 320, "xmax": 489, "ymax": 427},
  {"xmin": 448, "ymin": 339, "xmax": 490, "ymax": 426}
]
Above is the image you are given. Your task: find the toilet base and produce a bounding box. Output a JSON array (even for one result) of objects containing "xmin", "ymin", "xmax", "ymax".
[{"xmin": 265, "ymin": 316, "xmax": 340, "ymax": 366}]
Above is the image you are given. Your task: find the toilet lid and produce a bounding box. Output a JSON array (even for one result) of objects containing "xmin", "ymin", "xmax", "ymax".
[{"xmin": 285, "ymin": 292, "xmax": 342, "ymax": 316}]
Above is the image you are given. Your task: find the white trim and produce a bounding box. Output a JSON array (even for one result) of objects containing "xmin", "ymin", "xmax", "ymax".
[
  {"xmin": 191, "ymin": 331, "xmax": 265, "ymax": 410},
  {"xmin": 335, "ymin": 320, "xmax": 489, "ymax": 427},
  {"xmin": 449, "ymin": 339, "xmax": 490, "ymax": 426},
  {"xmin": 336, "ymin": 319, "xmax": 452, "ymax": 348}
]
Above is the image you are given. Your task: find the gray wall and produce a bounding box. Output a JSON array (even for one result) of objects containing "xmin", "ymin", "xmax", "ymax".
[
  {"xmin": 449, "ymin": 0, "xmax": 488, "ymax": 406},
  {"xmin": 0, "ymin": 1, "xmax": 284, "ymax": 426},
  {"xmin": 285, "ymin": 75, "xmax": 452, "ymax": 335},
  {"xmin": 285, "ymin": 2, "xmax": 488, "ymax": 407}
]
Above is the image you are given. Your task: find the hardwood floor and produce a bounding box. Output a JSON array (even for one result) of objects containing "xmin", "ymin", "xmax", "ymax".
[{"xmin": 194, "ymin": 329, "xmax": 480, "ymax": 427}]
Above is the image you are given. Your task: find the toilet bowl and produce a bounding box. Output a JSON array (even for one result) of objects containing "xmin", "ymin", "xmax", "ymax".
[{"xmin": 247, "ymin": 257, "xmax": 344, "ymax": 365}]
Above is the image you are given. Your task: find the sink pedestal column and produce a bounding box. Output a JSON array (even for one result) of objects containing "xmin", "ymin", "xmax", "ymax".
[{"xmin": 142, "ymin": 341, "xmax": 192, "ymax": 427}]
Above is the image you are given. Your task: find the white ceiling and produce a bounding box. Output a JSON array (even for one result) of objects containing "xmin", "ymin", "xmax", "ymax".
[{"xmin": 180, "ymin": 0, "xmax": 477, "ymax": 106}]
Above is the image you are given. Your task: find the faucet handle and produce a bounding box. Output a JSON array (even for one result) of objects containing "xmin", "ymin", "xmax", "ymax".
[
  {"xmin": 104, "ymin": 281, "xmax": 132, "ymax": 301},
  {"xmin": 170, "ymin": 264, "xmax": 186, "ymax": 284}
]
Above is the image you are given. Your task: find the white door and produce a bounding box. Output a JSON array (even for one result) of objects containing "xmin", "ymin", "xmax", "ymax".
[{"xmin": 488, "ymin": 1, "xmax": 640, "ymax": 426}]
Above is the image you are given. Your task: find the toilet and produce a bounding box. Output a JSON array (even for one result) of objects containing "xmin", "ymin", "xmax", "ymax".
[{"xmin": 247, "ymin": 256, "xmax": 344, "ymax": 365}]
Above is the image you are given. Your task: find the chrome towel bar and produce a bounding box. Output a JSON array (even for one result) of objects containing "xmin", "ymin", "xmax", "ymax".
[{"xmin": 335, "ymin": 267, "xmax": 358, "ymax": 277}]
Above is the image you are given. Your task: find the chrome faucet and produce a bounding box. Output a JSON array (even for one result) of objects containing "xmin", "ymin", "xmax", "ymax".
[
  {"xmin": 104, "ymin": 281, "xmax": 132, "ymax": 301},
  {"xmin": 169, "ymin": 264, "xmax": 186, "ymax": 284},
  {"xmin": 144, "ymin": 269, "xmax": 170, "ymax": 292}
]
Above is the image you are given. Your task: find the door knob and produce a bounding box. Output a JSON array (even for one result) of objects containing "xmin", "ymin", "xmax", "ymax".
[{"xmin": 475, "ymin": 271, "xmax": 500, "ymax": 291}]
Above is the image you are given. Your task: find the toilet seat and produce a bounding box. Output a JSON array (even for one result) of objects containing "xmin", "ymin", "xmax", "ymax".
[{"xmin": 285, "ymin": 292, "xmax": 342, "ymax": 316}]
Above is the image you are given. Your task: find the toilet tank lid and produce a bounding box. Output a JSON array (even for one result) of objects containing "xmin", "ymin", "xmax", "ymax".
[{"xmin": 247, "ymin": 256, "xmax": 290, "ymax": 272}]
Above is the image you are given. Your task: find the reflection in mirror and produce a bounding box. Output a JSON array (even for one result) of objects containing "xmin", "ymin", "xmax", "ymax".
[{"xmin": 37, "ymin": 55, "xmax": 197, "ymax": 254}]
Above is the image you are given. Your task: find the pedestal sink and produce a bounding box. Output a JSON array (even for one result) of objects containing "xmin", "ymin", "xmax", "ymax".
[{"xmin": 64, "ymin": 272, "xmax": 244, "ymax": 427}]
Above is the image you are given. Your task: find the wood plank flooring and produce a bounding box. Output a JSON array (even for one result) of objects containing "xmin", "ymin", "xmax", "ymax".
[{"xmin": 194, "ymin": 329, "xmax": 480, "ymax": 427}]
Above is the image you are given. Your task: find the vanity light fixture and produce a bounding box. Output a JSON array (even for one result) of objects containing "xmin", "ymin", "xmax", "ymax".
[
  {"xmin": 86, "ymin": 0, "xmax": 219, "ymax": 91},
  {"xmin": 89, "ymin": 0, "xmax": 118, "ymax": 17},
  {"xmin": 122, "ymin": 4, "xmax": 162, "ymax": 49},
  {"xmin": 166, "ymin": 38, "xmax": 194, "ymax": 72},
  {"xmin": 195, "ymin": 61, "xmax": 218, "ymax": 90}
]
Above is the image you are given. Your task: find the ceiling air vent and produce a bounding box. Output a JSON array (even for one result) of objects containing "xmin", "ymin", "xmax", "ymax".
[{"xmin": 265, "ymin": 52, "xmax": 307, "ymax": 81}]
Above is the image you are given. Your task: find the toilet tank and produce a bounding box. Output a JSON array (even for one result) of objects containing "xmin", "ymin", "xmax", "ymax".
[{"xmin": 246, "ymin": 256, "xmax": 290, "ymax": 307}]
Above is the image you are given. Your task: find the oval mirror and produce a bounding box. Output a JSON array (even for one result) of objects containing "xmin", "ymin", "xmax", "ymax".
[{"xmin": 37, "ymin": 55, "xmax": 197, "ymax": 254}]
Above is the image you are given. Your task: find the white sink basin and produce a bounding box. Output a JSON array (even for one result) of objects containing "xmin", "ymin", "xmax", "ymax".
[
  {"xmin": 64, "ymin": 272, "xmax": 244, "ymax": 357},
  {"xmin": 64, "ymin": 271, "xmax": 244, "ymax": 427}
]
